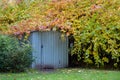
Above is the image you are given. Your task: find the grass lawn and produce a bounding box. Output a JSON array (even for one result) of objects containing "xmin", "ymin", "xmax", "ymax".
[{"xmin": 0, "ymin": 68, "xmax": 120, "ymax": 80}]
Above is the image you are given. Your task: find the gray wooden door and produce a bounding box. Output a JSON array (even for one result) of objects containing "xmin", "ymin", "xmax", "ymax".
[
  {"xmin": 31, "ymin": 31, "xmax": 68, "ymax": 69},
  {"xmin": 41, "ymin": 31, "xmax": 56, "ymax": 68},
  {"xmin": 31, "ymin": 32, "xmax": 42, "ymax": 68},
  {"xmin": 41, "ymin": 31, "xmax": 68, "ymax": 68}
]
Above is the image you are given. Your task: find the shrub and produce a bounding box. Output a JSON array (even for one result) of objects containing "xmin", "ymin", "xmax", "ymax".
[
  {"xmin": 0, "ymin": 34, "xmax": 32, "ymax": 72},
  {"xmin": 70, "ymin": 1, "xmax": 120, "ymax": 68}
]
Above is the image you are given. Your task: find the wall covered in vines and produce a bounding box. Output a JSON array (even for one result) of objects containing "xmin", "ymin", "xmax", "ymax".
[{"xmin": 0, "ymin": 0, "xmax": 120, "ymax": 68}]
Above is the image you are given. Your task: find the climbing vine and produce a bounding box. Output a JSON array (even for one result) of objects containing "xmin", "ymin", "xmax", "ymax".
[{"xmin": 0, "ymin": 0, "xmax": 120, "ymax": 68}]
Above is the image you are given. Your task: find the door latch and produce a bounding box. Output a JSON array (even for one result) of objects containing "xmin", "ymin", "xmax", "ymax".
[{"xmin": 41, "ymin": 44, "xmax": 43, "ymax": 48}]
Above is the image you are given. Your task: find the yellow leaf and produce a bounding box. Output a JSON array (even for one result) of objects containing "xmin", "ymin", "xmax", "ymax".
[{"xmin": 102, "ymin": 57, "xmax": 109, "ymax": 63}]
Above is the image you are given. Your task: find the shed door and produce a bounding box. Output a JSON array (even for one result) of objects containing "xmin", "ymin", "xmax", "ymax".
[
  {"xmin": 41, "ymin": 31, "xmax": 68, "ymax": 68},
  {"xmin": 31, "ymin": 32, "xmax": 42, "ymax": 68},
  {"xmin": 42, "ymin": 31, "xmax": 60, "ymax": 68},
  {"xmin": 31, "ymin": 31, "xmax": 68, "ymax": 69}
]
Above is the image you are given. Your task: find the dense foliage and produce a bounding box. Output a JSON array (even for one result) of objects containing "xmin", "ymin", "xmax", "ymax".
[
  {"xmin": 65, "ymin": 0, "xmax": 120, "ymax": 68},
  {"xmin": 0, "ymin": 0, "xmax": 120, "ymax": 68},
  {"xmin": 0, "ymin": 34, "xmax": 32, "ymax": 72},
  {"xmin": 0, "ymin": 0, "xmax": 31, "ymax": 33}
]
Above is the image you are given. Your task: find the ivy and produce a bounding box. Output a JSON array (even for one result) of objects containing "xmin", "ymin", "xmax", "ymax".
[{"xmin": 0, "ymin": 0, "xmax": 120, "ymax": 68}]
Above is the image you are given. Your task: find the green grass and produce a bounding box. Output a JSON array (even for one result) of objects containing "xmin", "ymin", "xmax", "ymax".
[{"xmin": 0, "ymin": 68, "xmax": 120, "ymax": 80}]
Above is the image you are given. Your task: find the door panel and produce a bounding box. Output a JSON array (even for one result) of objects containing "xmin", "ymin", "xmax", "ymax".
[
  {"xmin": 31, "ymin": 32, "xmax": 42, "ymax": 68},
  {"xmin": 42, "ymin": 31, "xmax": 54, "ymax": 68},
  {"xmin": 57, "ymin": 32, "xmax": 68, "ymax": 68},
  {"xmin": 41, "ymin": 31, "xmax": 68, "ymax": 68}
]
